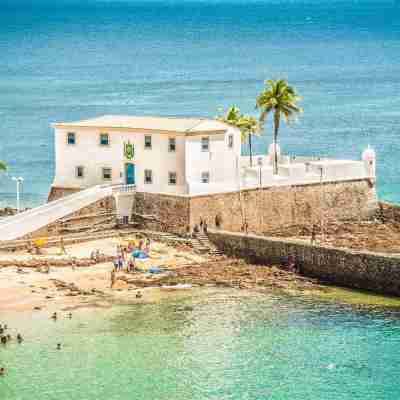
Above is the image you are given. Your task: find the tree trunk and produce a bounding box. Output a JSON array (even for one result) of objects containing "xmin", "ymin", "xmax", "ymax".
[
  {"xmin": 273, "ymin": 111, "xmax": 280, "ymax": 175},
  {"xmin": 249, "ymin": 134, "xmax": 253, "ymax": 167}
]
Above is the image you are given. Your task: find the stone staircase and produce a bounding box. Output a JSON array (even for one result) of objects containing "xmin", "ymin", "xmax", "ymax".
[{"xmin": 191, "ymin": 232, "xmax": 223, "ymax": 257}]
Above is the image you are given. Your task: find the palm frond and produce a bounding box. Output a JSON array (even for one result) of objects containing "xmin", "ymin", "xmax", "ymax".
[{"xmin": 0, "ymin": 161, "xmax": 7, "ymax": 172}]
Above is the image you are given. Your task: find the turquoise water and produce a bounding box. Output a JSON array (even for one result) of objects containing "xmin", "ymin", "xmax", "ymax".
[
  {"xmin": 1, "ymin": 288, "xmax": 400, "ymax": 399},
  {"xmin": 1, "ymin": 0, "xmax": 400, "ymax": 206}
]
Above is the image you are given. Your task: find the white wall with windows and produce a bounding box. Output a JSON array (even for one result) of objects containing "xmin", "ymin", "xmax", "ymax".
[
  {"xmin": 53, "ymin": 127, "xmax": 188, "ymax": 195},
  {"xmin": 184, "ymin": 126, "xmax": 241, "ymax": 195},
  {"xmin": 52, "ymin": 119, "xmax": 374, "ymax": 198}
]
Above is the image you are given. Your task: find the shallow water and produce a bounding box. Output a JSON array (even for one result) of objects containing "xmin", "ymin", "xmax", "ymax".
[
  {"xmin": 1, "ymin": 288, "xmax": 400, "ymax": 399},
  {"xmin": 1, "ymin": 0, "xmax": 400, "ymax": 206}
]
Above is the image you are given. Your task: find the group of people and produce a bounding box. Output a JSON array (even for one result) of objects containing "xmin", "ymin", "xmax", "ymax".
[
  {"xmin": 192, "ymin": 218, "xmax": 208, "ymax": 235},
  {"xmin": 1, "ymin": 323, "xmax": 24, "ymax": 375},
  {"xmin": 110, "ymin": 238, "xmax": 152, "ymax": 288},
  {"xmin": 0, "ymin": 324, "xmax": 22, "ymax": 345}
]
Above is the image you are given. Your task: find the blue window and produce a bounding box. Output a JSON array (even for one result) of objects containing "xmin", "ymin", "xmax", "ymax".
[
  {"xmin": 144, "ymin": 135, "xmax": 152, "ymax": 149},
  {"xmin": 100, "ymin": 133, "xmax": 109, "ymax": 146},
  {"xmin": 168, "ymin": 172, "xmax": 177, "ymax": 185},
  {"xmin": 201, "ymin": 137, "xmax": 209, "ymax": 152},
  {"xmin": 102, "ymin": 167, "xmax": 112, "ymax": 181},
  {"xmin": 67, "ymin": 132, "xmax": 76, "ymax": 145},
  {"xmin": 144, "ymin": 169, "xmax": 153, "ymax": 184},
  {"xmin": 76, "ymin": 166, "xmax": 84, "ymax": 178},
  {"xmin": 201, "ymin": 171, "xmax": 210, "ymax": 183},
  {"xmin": 169, "ymin": 137, "xmax": 176, "ymax": 152},
  {"xmin": 228, "ymin": 134, "xmax": 234, "ymax": 149}
]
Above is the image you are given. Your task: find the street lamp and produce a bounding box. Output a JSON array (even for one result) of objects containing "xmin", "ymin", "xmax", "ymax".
[
  {"xmin": 12, "ymin": 177, "xmax": 24, "ymax": 213},
  {"xmin": 318, "ymin": 166, "xmax": 324, "ymax": 242},
  {"xmin": 257, "ymin": 157, "xmax": 263, "ymax": 230}
]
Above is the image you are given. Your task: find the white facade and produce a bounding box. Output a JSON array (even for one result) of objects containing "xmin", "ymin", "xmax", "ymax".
[
  {"xmin": 52, "ymin": 115, "xmax": 241, "ymax": 196},
  {"xmin": 51, "ymin": 114, "xmax": 376, "ymax": 198}
]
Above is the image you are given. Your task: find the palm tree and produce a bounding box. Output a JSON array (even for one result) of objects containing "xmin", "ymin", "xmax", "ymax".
[
  {"xmin": 237, "ymin": 115, "xmax": 260, "ymax": 167},
  {"xmin": 218, "ymin": 106, "xmax": 260, "ymax": 166},
  {"xmin": 0, "ymin": 161, "xmax": 7, "ymax": 172},
  {"xmin": 256, "ymin": 79, "xmax": 303, "ymax": 174}
]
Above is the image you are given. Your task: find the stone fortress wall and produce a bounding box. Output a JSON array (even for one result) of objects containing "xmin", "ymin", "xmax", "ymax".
[
  {"xmin": 45, "ymin": 178, "xmax": 378, "ymax": 237},
  {"xmin": 208, "ymin": 229, "xmax": 400, "ymax": 297},
  {"xmin": 188, "ymin": 178, "xmax": 377, "ymax": 234}
]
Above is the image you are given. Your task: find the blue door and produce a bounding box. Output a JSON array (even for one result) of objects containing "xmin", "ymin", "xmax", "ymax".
[{"xmin": 125, "ymin": 163, "xmax": 135, "ymax": 185}]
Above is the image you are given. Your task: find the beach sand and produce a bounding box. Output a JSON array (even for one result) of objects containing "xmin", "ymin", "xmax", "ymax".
[
  {"xmin": 2, "ymin": 235, "xmax": 398, "ymax": 315},
  {"xmin": 0, "ymin": 237, "xmax": 207, "ymax": 313}
]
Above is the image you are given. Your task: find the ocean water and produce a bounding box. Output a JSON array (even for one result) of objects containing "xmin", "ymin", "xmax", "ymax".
[
  {"xmin": 0, "ymin": 0, "xmax": 400, "ymax": 207},
  {"xmin": 1, "ymin": 288, "xmax": 400, "ymax": 400}
]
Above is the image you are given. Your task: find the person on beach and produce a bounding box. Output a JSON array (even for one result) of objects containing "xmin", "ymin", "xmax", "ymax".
[
  {"xmin": 17, "ymin": 334, "xmax": 23, "ymax": 343},
  {"xmin": 59, "ymin": 237, "xmax": 67, "ymax": 255},
  {"xmin": 110, "ymin": 268, "xmax": 116, "ymax": 288},
  {"xmin": 117, "ymin": 255, "xmax": 124, "ymax": 271},
  {"xmin": 116, "ymin": 244, "xmax": 122, "ymax": 259},
  {"xmin": 57, "ymin": 343, "xmax": 62, "ymax": 350},
  {"xmin": 127, "ymin": 258, "xmax": 135, "ymax": 273},
  {"xmin": 51, "ymin": 312, "xmax": 57, "ymax": 320},
  {"xmin": 1, "ymin": 336, "xmax": 7, "ymax": 344},
  {"xmin": 144, "ymin": 239, "xmax": 151, "ymax": 255},
  {"xmin": 203, "ymin": 221, "xmax": 208, "ymax": 234},
  {"xmin": 311, "ymin": 224, "xmax": 317, "ymax": 245},
  {"xmin": 0, "ymin": 367, "xmax": 5, "ymax": 376}
]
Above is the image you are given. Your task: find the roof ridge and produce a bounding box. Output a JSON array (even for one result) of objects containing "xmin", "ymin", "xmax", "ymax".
[
  {"xmin": 98, "ymin": 114, "xmax": 207, "ymax": 122},
  {"xmin": 186, "ymin": 119, "xmax": 208, "ymax": 132}
]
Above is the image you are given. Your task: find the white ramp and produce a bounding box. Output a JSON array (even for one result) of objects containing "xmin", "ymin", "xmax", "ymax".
[{"xmin": 0, "ymin": 185, "xmax": 114, "ymax": 241}]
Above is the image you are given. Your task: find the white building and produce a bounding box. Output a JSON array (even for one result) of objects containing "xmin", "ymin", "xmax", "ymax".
[
  {"xmin": 0, "ymin": 114, "xmax": 377, "ymax": 241},
  {"xmin": 51, "ymin": 115, "xmax": 242, "ymax": 196},
  {"xmin": 51, "ymin": 114, "xmax": 376, "ymax": 198}
]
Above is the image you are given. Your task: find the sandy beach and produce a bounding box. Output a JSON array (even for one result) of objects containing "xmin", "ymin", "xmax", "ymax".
[
  {"xmin": 0, "ymin": 235, "xmax": 331, "ymax": 314},
  {"xmin": 0, "ymin": 236, "xmax": 211, "ymax": 312}
]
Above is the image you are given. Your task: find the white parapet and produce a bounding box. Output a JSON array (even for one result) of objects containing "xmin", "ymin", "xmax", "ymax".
[
  {"xmin": 0, "ymin": 185, "xmax": 114, "ymax": 241},
  {"xmin": 112, "ymin": 184, "xmax": 136, "ymax": 220}
]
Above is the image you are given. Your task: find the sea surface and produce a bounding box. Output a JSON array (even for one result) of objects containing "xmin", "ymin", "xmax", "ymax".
[
  {"xmin": 0, "ymin": 0, "xmax": 399, "ymax": 207},
  {"xmin": 1, "ymin": 288, "xmax": 400, "ymax": 400}
]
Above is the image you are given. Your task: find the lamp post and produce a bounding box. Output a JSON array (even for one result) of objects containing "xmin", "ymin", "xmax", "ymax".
[
  {"xmin": 12, "ymin": 177, "xmax": 24, "ymax": 213},
  {"xmin": 257, "ymin": 157, "xmax": 263, "ymax": 231},
  {"xmin": 318, "ymin": 166, "xmax": 324, "ymax": 242}
]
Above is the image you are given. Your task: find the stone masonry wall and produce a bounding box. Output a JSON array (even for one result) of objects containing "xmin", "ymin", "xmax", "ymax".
[
  {"xmin": 190, "ymin": 179, "xmax": 377, "ymax": 234},
  {"xmin": 45, "ymin": 179, "xmax": 377, "ymax": 237},
  {"xmin": 133, "ymin": 192, "xmax": 190, "ymax": 235},
  {"xmin": 25, "ymin": 196, "xmax": 116, "ymax": 239},
  {"xmin": 378, "ymin": 201, "xmax": 400, "ymax": 223},
  {"xmin": 208, "ymin": 230, "xmax": 400, "ymax": 297}
]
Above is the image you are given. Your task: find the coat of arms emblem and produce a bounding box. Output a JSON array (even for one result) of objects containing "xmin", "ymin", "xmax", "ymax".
[{"xmin": 124, "ymin": 141, "xmax": 134, "ymax": 160}]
